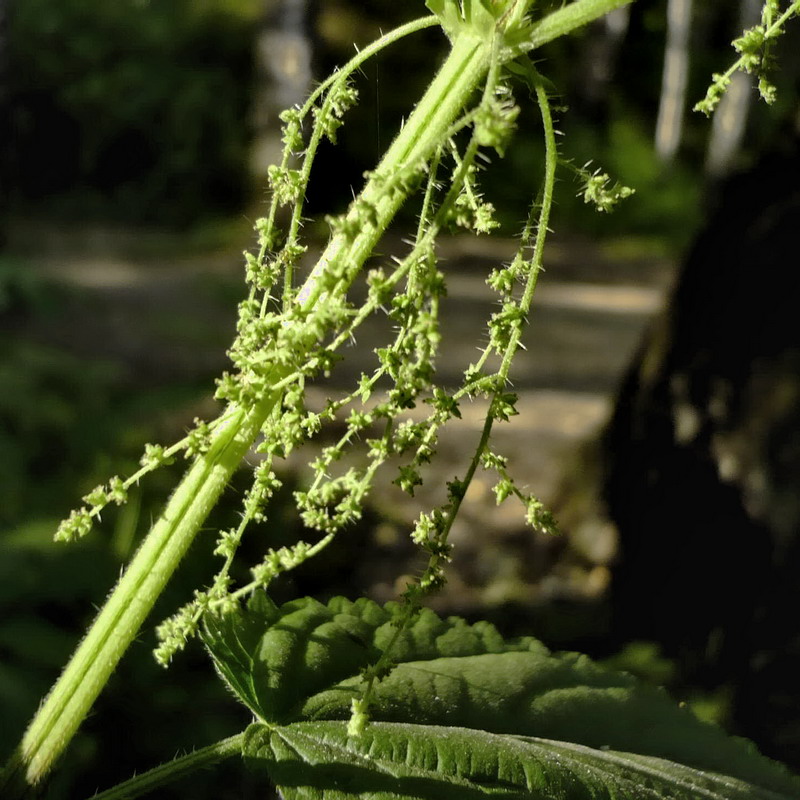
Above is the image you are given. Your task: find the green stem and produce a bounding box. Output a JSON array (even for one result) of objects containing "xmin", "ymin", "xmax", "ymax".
[
  {"xmin": 498, "ymin": 70, "xmax": 558, "ymax": 379},
  {"xmin": 518, "ymin": 0, "xmax": 634, "ymax": 55},
  {"xmin": 85, "ymin": 734, "xmax": 245, "ymax": 800},
  {"xmin": 1, "ymin": 27, "xmax": 494, "ymax": 797},
  {"xmin": 0, "ymin": 400, "xmax": 274, "ymax": 797},
  {"xmin": 280, "ymin": 15, "xmax": 440, "ymax": 301},
  {"xmin": 297, "ymin": 30, "xmax": 492, "ymax": 308}
]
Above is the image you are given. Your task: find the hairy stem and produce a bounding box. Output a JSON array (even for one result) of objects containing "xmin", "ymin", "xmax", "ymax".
[
  {"xmin": 0, "ymin": 403, "xmax": 271, "ymax": 798},
  {"xmin": 520, "ymin": 0, "xmax": 634, "ymax": 54},
  {"xmin": 84, "ymin": 734, "xmax": 245, "ymax": 800}
]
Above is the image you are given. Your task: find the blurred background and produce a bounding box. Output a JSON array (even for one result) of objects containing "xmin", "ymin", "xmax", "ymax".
[{"xmin": 2, "ymin": 0, "xmax": 800, "ymax": 797}]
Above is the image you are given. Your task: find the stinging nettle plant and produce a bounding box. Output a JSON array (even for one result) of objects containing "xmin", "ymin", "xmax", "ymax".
[{"xmin": 3, "ymin": 0, "xmax": 800, "ymax": 798}]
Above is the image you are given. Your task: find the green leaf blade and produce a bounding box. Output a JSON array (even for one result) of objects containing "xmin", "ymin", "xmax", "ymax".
[
  {"xmin": 245, "ymin": 721, "xmax": 797, "ymax": 800},
  {"xmin": 205, "ymin": 594, "xmax": 384, "ymax": 723},
  {"xmin": 205, "ymin": 596, "xmax": 800, "ymax": 798},
  {"xmin": 299, "ymin": 650, "xmax": 797, "ymax": 794},
  {"xmin": 204, "ymin": 594, "xmax": 527, "ymax": 723}
]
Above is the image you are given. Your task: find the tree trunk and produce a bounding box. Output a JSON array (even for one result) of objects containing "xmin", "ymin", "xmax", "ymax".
[
  {"xmin": 655, "ymin": 0, "xmax": 693, "ymax": 162},
  {"xmin": 705, "ymin": 0, "xmax": 762, "ymax": 177},
  {"xmin": 576, "ymin": 6, "xmax": 631, "ymax": 124},
  {"xmin": 251, "ymin": 0, "xmax": 314, "ymax": 181}
]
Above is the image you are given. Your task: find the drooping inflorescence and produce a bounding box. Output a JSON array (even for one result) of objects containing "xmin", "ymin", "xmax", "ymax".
[
  {"xmin": 49, "ymin": 4, "xmax": 633, "ymax": 683},
  {"xmin": 695, "ymin": 0, "xmax": 800, "ymax": 116}
]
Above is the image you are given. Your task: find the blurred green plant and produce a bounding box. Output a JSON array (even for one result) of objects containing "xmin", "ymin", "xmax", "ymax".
[
  {"xmin": 9, "ymin": 0, "xmax": 255, "ymax": 225},
  {"xmin": 0, "ymin": 263, "xmax": 119, "ymax": 524}
]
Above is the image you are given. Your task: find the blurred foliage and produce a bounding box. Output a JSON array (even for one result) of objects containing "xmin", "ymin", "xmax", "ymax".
[
  {"xmin": 600, "ymin": 641, "xmax": 732, "ymax": 729},
  {"xmin": 601, "ymin": 640, "xmax": 678, "ymax": 687},
  {"xmin": 8, "ymin": 0, "xmax": 256, "ymax": 225},
  {"xmin": 0, "ymin": 262, "xmax": 118, "ymax": 524},
  {"xmin": 0, "ymin": 263, "xmax": 264, "ymax": 796}
]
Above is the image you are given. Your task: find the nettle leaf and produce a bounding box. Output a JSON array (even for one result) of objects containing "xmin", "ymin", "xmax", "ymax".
[
  {"xmin": 203, "ymin": 593, "xmax": 513, "ymax": 723},
  {"xmin": 244, "ymin": 721, "xmax": 795, "ymax": 800},
  {"xmin": 204, "ymin": 595, "xmax": 800, "ymax": 799}
]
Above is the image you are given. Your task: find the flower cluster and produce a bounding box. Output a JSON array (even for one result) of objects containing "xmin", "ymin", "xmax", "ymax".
[
  {"xmin": 154, "ymin": 58, "xmax": 572, "ymax": 668},
  {"xmin": 695, "ymin": 0, "xmax": 799, "ymax": 116},
  {"xmin": 55, "ymin": 24, "xmax": 585, "ymax": 679}
]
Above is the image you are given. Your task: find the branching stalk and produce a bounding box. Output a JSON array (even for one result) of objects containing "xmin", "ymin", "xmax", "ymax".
[
  {"xmin": 1, "ymin": 1, "xmax": 638, "ymax": 794},
  {"xmin": 84, "ymin": 734, "xmax": 244, "ymax": 800},
  {"xmin": 518, "ymin": 0, "xmax": 634, "ymax": 54},
  {"xmin": 1, "ymin": 25, "xmax": 493, "ymax": 797}
]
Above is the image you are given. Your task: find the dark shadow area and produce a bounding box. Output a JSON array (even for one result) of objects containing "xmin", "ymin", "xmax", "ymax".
[{"xmin": 602, "ymin": 142, "xmax": 800, "ymax": 769}]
